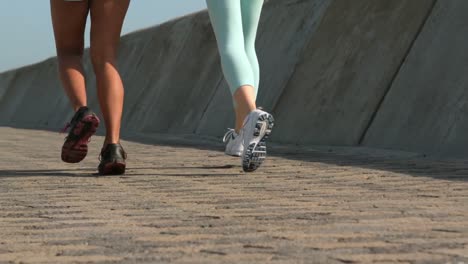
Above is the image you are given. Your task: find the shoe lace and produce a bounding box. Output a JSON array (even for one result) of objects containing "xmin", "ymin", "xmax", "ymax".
[
  {"xmin": 59, "ymin": 109, "xmax": 82, "ymax": 134},
  {"xmin": 223, "ymin": 129, "xmax": 237, "ymax": 143},
  {"xmin": 60, "ymin": 123, "xmax": 71, "ymax": 134}
]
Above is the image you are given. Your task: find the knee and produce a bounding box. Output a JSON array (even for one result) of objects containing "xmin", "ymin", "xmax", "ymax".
[
  {"xmin": 244, "ymin": 41, "xmax": 256, "ymax": 55},
  {"xmin": 90, "ymin": 48, "xmax": 117, "ymax": 71},
  {"xmin": 218, "ymin": 43, "xmax": 244, "ymax": 62}
]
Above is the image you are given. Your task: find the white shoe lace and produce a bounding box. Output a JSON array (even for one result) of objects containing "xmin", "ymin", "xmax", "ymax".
[{"xmin": 223, "ymin": 129, "xmax": 237, "ymax": 143}]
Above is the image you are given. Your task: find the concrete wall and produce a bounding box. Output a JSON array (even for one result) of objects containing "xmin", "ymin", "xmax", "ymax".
[
  {"xmin": 2, "ymin": 0, "xmax": 468, "ymax": 157},
  {"xmin": 273, "ymin": 0, "xmax": 435, "ymax": 146},
  {"xmin": 362, "ymin": 0, "xmax": 468, "ymax": 157}
]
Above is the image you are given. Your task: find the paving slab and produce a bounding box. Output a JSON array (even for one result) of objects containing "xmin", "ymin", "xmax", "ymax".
[{"xmin": 0, "ymin": 127, "xmax": 467, "ymax": 263}]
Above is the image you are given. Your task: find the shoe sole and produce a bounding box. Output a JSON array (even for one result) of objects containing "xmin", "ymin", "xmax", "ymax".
[
  {"xmin": 99, "ymin": 162, "xmax": 126, "ymax": 176},
  {"xmin": 225, "ymin": 151, "xmax": 242, "ymax": 157},
  {"xmin": 61, "ymin": 114, "xmax": 100, "ymax": 163},
  {"xmin": 242, "ymin": 113, "xmax": 274, "ymax": 172}
]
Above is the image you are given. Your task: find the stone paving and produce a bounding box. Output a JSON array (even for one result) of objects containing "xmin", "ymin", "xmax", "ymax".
[{"xmin": 0, "ymin": 127, "xmax": 467, "ymax": 264}]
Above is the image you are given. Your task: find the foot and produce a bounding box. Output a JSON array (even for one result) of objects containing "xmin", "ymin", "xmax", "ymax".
[
  {"xmin": 240, "ymin": 109, "xmax": 275, "ymax": 172},
  {"xmin": 223, "ymin": 129, "xmax": 244, "ymax": 157},
  {"xmin": 61, "ymin": 106, "xmax": 100, "ymax": 163},
  {"xmin": 98, "ymin": 143, "xmax": 127, "ymax": 175}
]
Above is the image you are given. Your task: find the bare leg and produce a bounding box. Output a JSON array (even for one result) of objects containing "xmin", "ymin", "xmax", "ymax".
[
  {"xmin": 234, "ymin": 86, "xmax": 256, "ymax": 132},
  {"xmin": 89, "ymin": 0, "xmax": 130, "ymax": 145},
  {"xmin": 50, "ymin": 0, "xmax": 89, "ymax": 111}
]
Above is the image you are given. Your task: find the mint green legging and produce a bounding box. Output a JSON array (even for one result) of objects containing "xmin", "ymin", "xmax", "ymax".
[{"xmin": 206, "ymin": 0, "xmax": 264, "ymax": 99}]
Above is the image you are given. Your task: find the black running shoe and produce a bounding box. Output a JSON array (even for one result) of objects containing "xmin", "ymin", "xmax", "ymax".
[
  {"xmin": 61, "ymin": 107, "xmax": 100, "ymax": 163},
  {"xmin": 98, "ymin": 143, "xmax": 127, "ymax": 175}
]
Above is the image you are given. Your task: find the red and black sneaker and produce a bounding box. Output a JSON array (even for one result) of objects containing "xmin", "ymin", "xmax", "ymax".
[
  {"xmin": 61, "ymin": 106, "xmax": 100, "ymax": 163},
  {"xmin": 98, "ymin": 143, "xmax": 127, "ymax": 175}
]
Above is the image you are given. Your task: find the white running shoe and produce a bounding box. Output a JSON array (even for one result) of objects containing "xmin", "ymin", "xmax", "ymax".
[
  {"xmin": 223, "ymin": 129, "xmax": 244, "ymax": 157},
  {"xmin": 240, "ymin": 109, "xmax": 275, "ymax": 172}
]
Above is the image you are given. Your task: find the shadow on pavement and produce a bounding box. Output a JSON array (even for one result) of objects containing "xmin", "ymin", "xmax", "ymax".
[
  {"xmin": 0, "ymin": 169, "xmax": 95, "ymax": 177},
  {"xmin": 0, "ymin": 165, "xmax": 239, "ymax": 178},
  {"xmin": 2, "ymin": 126, "xmax": 467, "ymax": 182},
  {"xmin": 118, "ymin": 130, "xmax": 468, "ymax": 182}
]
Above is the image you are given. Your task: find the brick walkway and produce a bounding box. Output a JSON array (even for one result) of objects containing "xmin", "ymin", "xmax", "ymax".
[{"xmin": 0, "ymin": 127, "xmax": 467, "ymax": 264}]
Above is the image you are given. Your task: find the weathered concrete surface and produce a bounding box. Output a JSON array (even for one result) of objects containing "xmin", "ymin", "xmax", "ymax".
[
  {"xmin": 1, "ymin": 127, "xmax": 468, "ymax": 263},
  {"xmin": 118, "ymin": 12, "xmax": 223, "ymax": 135},
  {"xmin": 273, "ymin": 0, "xmax": 435, "ymax": 146},
  {"xmin": 0, "ymin": 59, "xmax": 68, "ymax": 128},
  {"xmin": 362, "ymin": 0, "xmax": 468, "ymax": 156},
  {"xmin": 0, "ymin": 70, "xmax": 16, "ymax": 103}
]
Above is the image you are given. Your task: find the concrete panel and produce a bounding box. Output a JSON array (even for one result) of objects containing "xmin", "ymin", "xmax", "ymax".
[
  {"xmin": 363, "ymin": 0, "xmax": 468, "ymax": 156},
  {"xmin": 0, "ymin": 70, "xmax": 16, "ymax": 105},
  {"xmin": 0, "ymin": 65, "xmax": 42, "ymax": 125},
  {"xmin": 135, "ymin": 12, "xmax": 224, "ymax": 134},
  {"xmin": 196, "ymin": 0, "xmax": 331, "ymax": 137},
  {"xmin": 272, "ymin": 0, "xmax": 435, "ymax": 146},
  {"xmin": 0, "ymin": 58, "xmax": 67, "ymax": 128}
]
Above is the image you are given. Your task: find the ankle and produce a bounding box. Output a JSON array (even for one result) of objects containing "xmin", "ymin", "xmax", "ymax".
[
  {"xmin": 103, "ymin": 139, "xmax": 120, "ymax": 147},
  {"xmin": 73, "ymin": 105, "xmax": 87, "ymax": 112}
]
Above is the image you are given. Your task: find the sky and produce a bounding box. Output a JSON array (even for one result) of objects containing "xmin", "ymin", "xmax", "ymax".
[{"xmin": 0, "ymin": 1, "xmax": 207, "ymax": 73}]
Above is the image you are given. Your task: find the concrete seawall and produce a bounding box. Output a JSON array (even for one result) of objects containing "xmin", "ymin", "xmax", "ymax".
[{"xmin": 1, "ymin": 0, "xmax": 466, "ymax": 157}]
